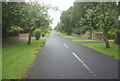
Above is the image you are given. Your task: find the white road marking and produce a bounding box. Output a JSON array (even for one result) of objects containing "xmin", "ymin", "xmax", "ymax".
[
  {"xmin": 63, "ymin": 43, "xmax": 68, "ymax": 48},
  {"xmin": 72, "ymin": 52, "xmax": 96, "ymax": 76}
]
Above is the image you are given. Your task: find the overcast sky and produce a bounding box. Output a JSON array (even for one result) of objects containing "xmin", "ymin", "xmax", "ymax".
[
  {"xmin": 25, "ymin": 0, "xmax": 75, "ymax": 29},
  {"xmin": 39, "ymin": 0, "xmax": 75, "ymax": 29}
]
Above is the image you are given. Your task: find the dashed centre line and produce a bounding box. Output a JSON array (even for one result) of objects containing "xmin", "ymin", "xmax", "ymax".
[
  {"xmin": 63, "ymin": 43, "xmax": 96, "ymax": 76},
  {"xmin": 72, "ymin": 52, "xmax": 96, "ymax": 77},
  {"xmin": 63, "ymin": 43, "xmax": 68, "ymax": 48}
]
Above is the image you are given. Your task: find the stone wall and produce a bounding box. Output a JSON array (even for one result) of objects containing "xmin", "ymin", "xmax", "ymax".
[
  {"xmin": 84, "ymin": 31, "xmax": 92, "ymax": 39},
  {"xmin": 70, "ymin": 31, "xmax": 104, "ymax": 40},
  {"xmin": 71, "ymin": 30, "xmax": 93, "ymax": 39},
  {"xmin": 92, "ymin": 32, "xmax": 104, "ymax": 40},
  {"xmin": 19, "ymin": 33, "xmax": 29, "ymax": 40}
]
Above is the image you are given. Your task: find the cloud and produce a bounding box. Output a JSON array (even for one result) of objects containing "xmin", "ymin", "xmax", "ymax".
[{"xmin": 39, "ymin": 0, "xmax": 75, "ymax": 29}]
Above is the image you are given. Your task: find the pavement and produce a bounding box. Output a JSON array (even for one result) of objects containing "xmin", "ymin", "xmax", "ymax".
[{"xmin": 27, "ymin": 31, "xmax": 118, "ymax": 79}]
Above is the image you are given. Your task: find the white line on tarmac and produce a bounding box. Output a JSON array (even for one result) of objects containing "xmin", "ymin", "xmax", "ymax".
[
  {"xmin": 63, "ymin": 43, "xmax": 68, "ymax": 48},
  {"xmin": 72, "ymin": 52, "xmax": 96, "ymax": 76}
]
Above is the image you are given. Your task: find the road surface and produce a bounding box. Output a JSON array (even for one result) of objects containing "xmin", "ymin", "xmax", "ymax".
[{"xmin": 27, "ymin": 31, "xmax": 118, "ymax": 79}]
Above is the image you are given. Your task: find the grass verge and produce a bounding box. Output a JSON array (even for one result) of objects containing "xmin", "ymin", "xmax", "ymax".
[
  {"xmin": 72, "ymin": 40, "xmax": 101, "ymax": 42},
  {"xmin": 3, "ymin": 39, "xmax": 46, "ymax": 79},
  {"xmin": 82, "ymin": 43, "xmax": 119, "ymax": 60},
  {"xmin": 72, "ymin": 39, "xmax": 114, "ymax": 42},
  {"xmin": 45, "ymin": 31, "xmax": 52, "ymax": 37},
  {"xmin": 57, "ymin": 32, "xmax": 79, "ymax": 39}
]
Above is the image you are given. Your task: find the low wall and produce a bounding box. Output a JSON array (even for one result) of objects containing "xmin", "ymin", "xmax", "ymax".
[
  {"xmin": 70, "ymin": 31, "xmax": 104, "ymax": 40},
  {"xmin": 92, "ymin": 32, "xmax": 103, "ymax": 40},
  {"xmin": 84, "ymin": 31, "xmax": 92, "ymax": 39},
  {"xmin": 19, "ymin": 33, "xmax": 29, "ymax": 40},
  {"xmin": 70, "ymin": 33, "xmax": 80, "ymax": 37},
  {"xmin": 71, "ymin": 31, "xmax": 92, "ymax": 39}
]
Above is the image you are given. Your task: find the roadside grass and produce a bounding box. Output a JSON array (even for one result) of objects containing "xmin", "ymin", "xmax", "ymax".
[
  {"xmin": 82, "ymin": 43, "xmax": 119, "ymax": 59},
  {"xmin": 109, "ymin": 40, "xmax": 114, "ymax": 42},
  {"xmin": 72, "ymin": 39, "xmax": 114, "ymax": 42},
  {"xmin": 45, "ymin": 31, "xmax": 51, "ymax": 37},
  {"xmin": 3, "ymin": 39, "xmax": 46, "ymax": 79},
  {"xmin": 57, "ymin": 32, "xmax": 79, "ymax": 39},
  {"xmin": 57, "ymin": 32, "xmax": 115, "ymax": 42},
  {"xmin": 72, "ymin": 40, "xmax": 101, "ymax": 42}
]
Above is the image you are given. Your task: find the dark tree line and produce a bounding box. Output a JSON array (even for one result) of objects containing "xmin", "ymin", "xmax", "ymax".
[
  {"xmin": 2, "ymin": 2, "xmax": 52, "ymax": 45},
  {"xmin": 56, "ymin": 2, "xmax": 119, "ymax": 48}
]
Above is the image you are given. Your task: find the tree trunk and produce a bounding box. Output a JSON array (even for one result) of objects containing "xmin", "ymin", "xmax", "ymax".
[
  {"xmin": 27, "ymin": 30, "xmax": 32, "ymax": 45},
  {"xmin": 103, "ymin": 31, "xmax": 110, "ymax": 48}
]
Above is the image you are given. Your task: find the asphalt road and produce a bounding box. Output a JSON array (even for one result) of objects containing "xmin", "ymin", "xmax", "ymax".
[{"xmin": 27, "ymin": 31, "xmax": 118, "ymax": 79}]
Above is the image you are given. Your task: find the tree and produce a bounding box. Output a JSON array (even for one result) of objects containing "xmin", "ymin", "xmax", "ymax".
[
  {"xmin": 2, "ymin": 2, "xmax": 26, "ymax": 38},
  {"xmin": 96, "ymin": 2, "xmax": 118, "ymax": 48},
  {"xmin": 2, "ymin": 2, "xmax": 52, "ymax": 45},
  {"xmin": 57, "ymin": 2, "xmax": 119, "ymax": 48}
]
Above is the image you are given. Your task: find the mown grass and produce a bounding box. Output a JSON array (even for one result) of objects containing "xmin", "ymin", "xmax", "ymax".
[
  {"xmin": 72, "ymin": 39, "xmax": 114, "ymax": 42},
  {"xmin": 45, "ymin": 31, "xmax": 52, "ymax": 37},
  {"xmin": 72, "ymin": 40, "xmax": 101, "ymax": 42},
  {"xmin": 57, "ymin": 32, "xmax": 79, "ymax": 38},
  {"xmin": 2, "ymin": 39, "xmax": 46, "ymax": 79},
  {"xmin": 82, "ymin": 43, "xmax": 119, "ymax": 60}
]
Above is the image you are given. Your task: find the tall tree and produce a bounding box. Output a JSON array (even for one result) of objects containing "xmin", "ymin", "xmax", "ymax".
[
  {"xmin": 96, "ymin": 2, "xmax": 118, "ymax": 48},
  {"xmin": 2, "ymin": 2, "xmax": 52, "ymax": 45}
]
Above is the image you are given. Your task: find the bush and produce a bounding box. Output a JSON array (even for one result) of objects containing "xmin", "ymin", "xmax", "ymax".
[
  {"xmin": 34, "ymin": 29, "xmax": 41, "ymax": 40},
  {"xmin": 108, "ymin": 33, "xmax": 115, "ymax": 39},
  {"xmin": 81, "ymin": 26, "xmax": 93, "ymax": 33},
  {"xmin": 42, "ymin": 32, "xmax": 45, "ymax": 37},
  {"xmin": 73, "ymin": 28, "xmax": 81, "ymax": 34},
  {"xmin": 108, "ymin": 29, "xmax": 115, "ymax": 39}
]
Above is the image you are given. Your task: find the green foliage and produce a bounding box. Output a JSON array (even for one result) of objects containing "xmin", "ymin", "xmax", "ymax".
[
  {"xmin": 2, "ymin": 2, "xmax": 52, "ymax": 39},
  {"xmin": 49, "ymin": 28, "xmax": 52, "ymax": 31},
  {"xmin": 40, "ymin": 27, "xmax": 49, "ymax": 34},
  {"xmin": 73, "ymin": 27, "xmax": 81, "ymax": 34},
  {"xmin": 42, "ymin": 32, "xmax": 45, "ymax": 37},
  {"xmin": 11, "ymin": 26, "xmax": 23, "ymax": 31},
  {"xmin": 81, "ymin": 26, "xmax": 93, "ymax": 33},
  {"xmin": 34, "ymin": 29, "xmax": 41, "ymax": 40},
  {"xmin": 108, "ymin": 33, "xmax": 115, "ymax": 39},
  {"xmin": 57, "ymin": 2, "xmax": 118, "ymax": 48},
  {"xmin": 96, "ymin": 3, "xmax": 118, "ymax": 32},
  {"xmin": 44, "ymin": 32, "xmax": 51, "ymax": 37},
  {"xmin": 57, "ymin": 2, "xmax": 118, "ymax": 34}
]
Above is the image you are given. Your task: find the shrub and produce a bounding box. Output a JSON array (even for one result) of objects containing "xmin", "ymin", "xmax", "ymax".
[
  {"xmin": 11, "ymin": 26, "xmax": 23, "ymax": 31},
  {"xmin": 42, "ymin": 32, "xmax": 45, "ymax": 37},
  {"xmin": 81, "ymin": 26, "xmax": 93, "ymax": 33},
  {"xmin": 73, "ymin": 28, "xmax": 81, "ymax": 34},
  {"xmin": 108, "ymin": 29, "xmax": 115, "ymax": 39},
  {"xmin": 108, "ymin": 33, "xmax": 115, "ymax": 39},
  {"xmin": 34, "ymin": 29, "xmax": 41, "ymax": 40}
]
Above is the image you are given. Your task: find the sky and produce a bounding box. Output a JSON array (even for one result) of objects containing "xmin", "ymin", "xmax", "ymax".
[
  {"xmin": 25, "ymin": 0, "xmax": 75, "ymax": 29},
  {"xmin": 38, "ymin": 0, "xmax": 75, "ymax": 29}
]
